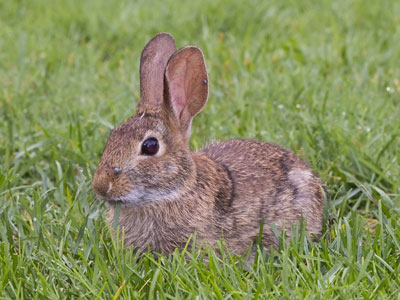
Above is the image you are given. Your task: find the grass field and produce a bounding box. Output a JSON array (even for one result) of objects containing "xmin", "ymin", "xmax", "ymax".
[{"xmin": 1, "ymin": 0, "xmax": 400, "ymax": 298}]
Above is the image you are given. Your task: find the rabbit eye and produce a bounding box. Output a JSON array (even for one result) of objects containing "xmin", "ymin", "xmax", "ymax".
[{"xmin": 141, "ymin": 137, "xmax": 159, "ymax": 155}]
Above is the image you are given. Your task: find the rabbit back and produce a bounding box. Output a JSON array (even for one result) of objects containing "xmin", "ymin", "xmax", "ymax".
[{"xmin": 200, "ymin": 139, "xmax": 325, "ymax": 251}]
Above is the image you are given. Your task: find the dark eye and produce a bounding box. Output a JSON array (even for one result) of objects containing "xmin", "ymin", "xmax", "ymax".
[{"xmin": 141, "ymin": 137, "xmax": 159, "ymax": 155}]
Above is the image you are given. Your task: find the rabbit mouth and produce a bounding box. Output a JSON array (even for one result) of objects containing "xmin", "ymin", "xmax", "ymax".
[
  {"xmin": 98, "ymin": 186, "xmax": 184, "ymax": 206},
  {"xmin": 105, "ymin": 199, "xmax": 124, "ymax": 206},
  {"xmin": 94, "ymin": 192, "xmax": 128, "ymax": 205}
]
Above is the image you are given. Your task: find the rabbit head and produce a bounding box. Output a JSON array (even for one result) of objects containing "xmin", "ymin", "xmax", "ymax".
[{"xmin": 92, "ymin": 33, "xmax": 209, "ymax": 206}]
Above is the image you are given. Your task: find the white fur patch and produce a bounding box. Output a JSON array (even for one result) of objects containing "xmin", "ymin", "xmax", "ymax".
[
  {"xmin": 288, "ymin": 169, "xmax": 313, "ymax": 205},
  {"xmin": 288, "ymin": 169, "xmax": 313, "ymax": 187}
]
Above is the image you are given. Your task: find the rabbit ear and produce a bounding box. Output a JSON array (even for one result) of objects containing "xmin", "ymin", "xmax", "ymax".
[
  {"xmin": 138, "ymin": 33, "xmax": 177, "ymax": 111},
  {"xmin": 165, "ymin": 46, "xmax": 208, "ymax": 139}
]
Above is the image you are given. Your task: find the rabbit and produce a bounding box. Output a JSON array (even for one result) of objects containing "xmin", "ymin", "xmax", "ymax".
[{"xmin": 92, "ymin": 33, "xmax": 325, "ymax": 256}]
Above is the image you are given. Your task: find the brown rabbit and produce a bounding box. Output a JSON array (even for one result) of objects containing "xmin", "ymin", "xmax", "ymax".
[{"xmin": 92, "ymin": 33, "xmax": 325, "ymax": 255}]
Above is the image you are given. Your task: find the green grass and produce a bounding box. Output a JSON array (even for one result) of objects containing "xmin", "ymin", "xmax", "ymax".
[{"xmin": 1, "ymin": 0, "xmax": 400, "ymax": 298}]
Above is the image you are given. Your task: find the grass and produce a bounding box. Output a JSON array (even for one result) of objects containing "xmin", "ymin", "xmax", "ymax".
[{"xmin": 1, "ymin": 0, "xmax": 400, "ymax": 298}]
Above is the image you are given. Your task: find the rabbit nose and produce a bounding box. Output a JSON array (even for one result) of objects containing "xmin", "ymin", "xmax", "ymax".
[
  {"xmin": 92, "ymin": 167, "xmax": 115, "ymax": 198},
  {"xmin": 92, "ymin": 172, "xmax": 108, "ymax": 198},
  {"xmin": 92, "ymin": 165, "xmax": 122, "ymax": 198}
]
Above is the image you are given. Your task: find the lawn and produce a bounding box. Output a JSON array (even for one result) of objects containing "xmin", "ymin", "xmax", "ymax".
[{"xmin": 1, "ymin": 0, "xmax": 400, "ymax": 298}]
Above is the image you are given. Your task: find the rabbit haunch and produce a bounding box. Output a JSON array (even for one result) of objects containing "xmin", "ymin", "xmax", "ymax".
[{"xmin": 92, "ymin": 33, "xmax": 325, "ymax": 255}]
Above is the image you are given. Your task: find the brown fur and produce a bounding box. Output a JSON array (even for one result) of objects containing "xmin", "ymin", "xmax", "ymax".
[{"xmin": 92, "ymin": 33, "xmax": 325, "ymax": 255}]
